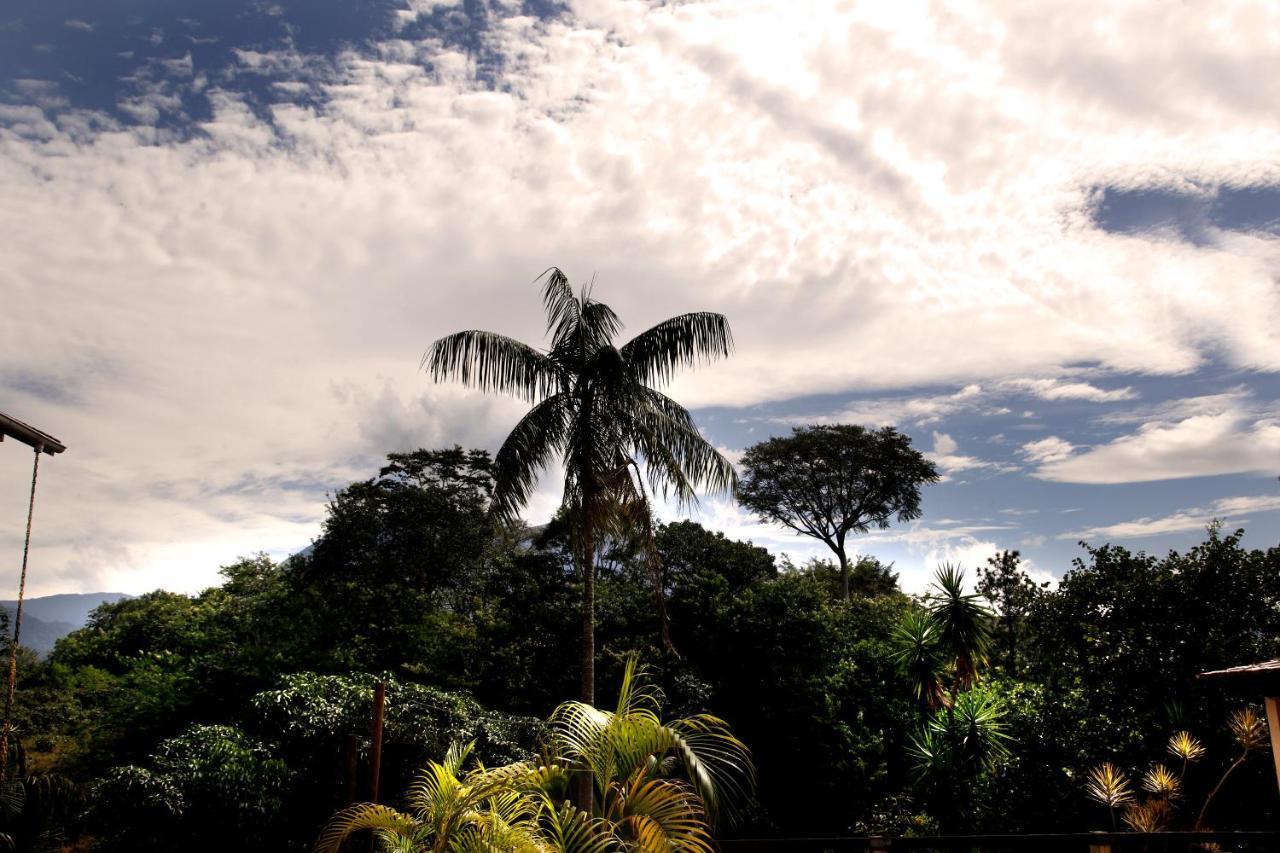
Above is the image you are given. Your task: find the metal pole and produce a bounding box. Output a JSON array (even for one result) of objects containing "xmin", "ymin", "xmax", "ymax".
[{"xmin": 0, "ymin": 445, "xmax": 41, "ymax": 780}]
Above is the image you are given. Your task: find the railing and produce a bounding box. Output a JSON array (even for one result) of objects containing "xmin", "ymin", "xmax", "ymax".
[{"xmin": 718, "ymin": 832, "xmax": 1280, "ymax": 852}]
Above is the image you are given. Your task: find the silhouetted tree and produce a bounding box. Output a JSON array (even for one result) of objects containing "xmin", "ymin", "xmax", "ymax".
[{"xmin": 738, "ymin": 425, "xmax": 938, "ymax": 600}]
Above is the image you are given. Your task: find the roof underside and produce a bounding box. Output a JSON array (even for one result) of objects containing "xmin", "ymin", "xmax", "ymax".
[
  {"xmin": 1198, "ymin": 659, "xmax": 1280, "ymax": 693},
  {"xmin": 0, "ymin": 412, "xmax": 66, "ymax": 455}
]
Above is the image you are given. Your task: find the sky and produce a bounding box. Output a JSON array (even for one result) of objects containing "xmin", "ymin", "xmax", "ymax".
[{"xmin": 2, "ymin": 0, "xmax": 1280, "ymax": 597}]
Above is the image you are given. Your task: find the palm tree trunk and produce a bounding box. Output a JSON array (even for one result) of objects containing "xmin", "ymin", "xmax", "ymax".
[
  {"xmin": 580, "ymin": 519, "xmax": 595, "ymax": 705},
  {"xmin": 576, "ymin": 514, "xmax": 596, "ymax": 814}
]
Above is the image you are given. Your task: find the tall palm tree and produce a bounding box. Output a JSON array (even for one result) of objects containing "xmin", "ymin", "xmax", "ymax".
[{"xmin": 426, "ymin": 269, "xmax": 736, "ymax": 706}]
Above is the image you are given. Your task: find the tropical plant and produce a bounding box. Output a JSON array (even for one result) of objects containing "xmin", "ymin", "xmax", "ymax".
[
  {"xmin": 426, "ymin": 269, "xmax": 736, "ymax": 705},
  {"xmin": 315, "ymin": 657, "xmax": 753, "ymax": 853},
  {"xmin": 1122, "ymin": 798, "xmax": 1170, "ymax": 832},
  {"xmin": 1166, "ymin": 730, "xmax": 1206, "ymax": 772},
  {"xmin": 890, "ymin": 610, "xmax": 947, "ymax": 711},
  {"xmin": 1194, "ymin": 707, "xmax": 1269, "ymax": 829},
  {"xmin": 1141, "ymin": 764, "xmax": 1180, "ymax": 800},
  {"xmin": 1085, "ymin": 762, "xmax": 1133, "ymax": 830},
  {"xmin": 926, "ymin": 564, "xmax": 993, "ymax": 694},
  {"xmin": 547, "ymin": 654, "xmax": 754, "ymax": 835},
  {"xmin": 908, "ymin": 688, "xmax": 1011, "ymax": 779},
  {"xmin": 315, "ymin": 741, "xmax": 561, "ymax": 853}
]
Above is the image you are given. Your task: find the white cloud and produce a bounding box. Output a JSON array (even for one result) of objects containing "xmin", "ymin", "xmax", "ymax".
[
  {"xmin": 1062, "ymin": 494, "xmax": 1280, "ymax": 541},
  {"xmin": 1034, "ymin": 409, "xmax": 1280, "ymax": 483},
  {"xmin": 928, "ymin": 432, "xmax": 1017, "ymax": 479},
  {"xmin": 999, "ymin": 378, "xmax": 1137, "ymax": 402},
  {"xmin": 4, "ymin": 0, "xmax": 1280, "ymax": 593},
  {"xmin": 1020, "ymin": 436, "xmax": 1076, "ymax": 464}
]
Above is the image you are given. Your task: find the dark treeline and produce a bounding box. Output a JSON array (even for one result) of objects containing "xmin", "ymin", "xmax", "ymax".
[{"xmin": 7, "ymin": 446, "xmax": 1280, "ymax": 850}]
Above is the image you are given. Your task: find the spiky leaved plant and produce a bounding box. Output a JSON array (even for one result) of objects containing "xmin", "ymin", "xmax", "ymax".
[
  {"xmin": 890, "ymin": 610, "xmax": 947, "ymax": 712},
  {"xmin": 925, "ymin": 564, "xmax": 993, "ymax": 697},
  {"xmin": 1142, "ymin": 764, "xmax": 1181, "ymax": 801},
  {"xmin": 1194, "ymin": 707, "xmax": 1269, "ymax": 830},
  {"xmin": 1123, "ymin": 799, "xmax": 1171, "ymax": 833},
  {"xmin": 1086, "ymin": 762, "xmax": 1134, "ymax": 831},
  {"xmin": 1167, "ymin": 730, "xmax": 1206, "ymax": 779}
]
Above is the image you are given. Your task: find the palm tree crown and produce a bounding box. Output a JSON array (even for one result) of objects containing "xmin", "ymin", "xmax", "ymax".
[{"xmin": 427, "ymin": 268, "xmax": 735, "ymax": 524}]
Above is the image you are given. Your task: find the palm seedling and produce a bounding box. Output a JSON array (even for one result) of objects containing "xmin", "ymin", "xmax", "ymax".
[{"xmin": 426, "ymin": 269, "xmax": 736, "ymax": 709}]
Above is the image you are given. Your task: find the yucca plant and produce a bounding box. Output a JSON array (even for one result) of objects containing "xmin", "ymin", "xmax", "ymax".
[
  {"xmin": 891, "ymin": 611, "xmax": 948, "ymax": 712},
  {"xmin": 1085, "ymin": 762, "xmax": 1134, "ymax": 830},
  {"xmin": 908, "ymin": 688, "xmax": 1011, "ymax": 780},
  {"xmin": 926, "ymin": 564, "xmax": 993, "ymax": 692}
]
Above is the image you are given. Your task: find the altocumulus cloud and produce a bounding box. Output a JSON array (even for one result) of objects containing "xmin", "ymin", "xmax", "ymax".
[{"xmin": 2, "ymin": 0, "xmax": 1280, "ymax": 594}]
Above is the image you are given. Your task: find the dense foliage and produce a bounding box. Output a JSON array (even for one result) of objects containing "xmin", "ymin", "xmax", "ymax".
[{"xmin": 8, "ymin": 450, "xmax": 1280, "ymax": 848}]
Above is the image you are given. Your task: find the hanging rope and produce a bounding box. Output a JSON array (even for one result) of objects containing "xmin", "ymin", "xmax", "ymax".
[{"xmin": 0, "ymin": 444, "xmax": 41, "ymax": 781}]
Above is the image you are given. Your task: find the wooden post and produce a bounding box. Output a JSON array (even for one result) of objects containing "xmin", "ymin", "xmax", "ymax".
[
  {"xmin": 367, "ymin": 682, "xmax": 386, "ymax": 853},
  {"xmin": 369, "ymin": 682, "xmax": 385, "ymax": 803},
  {"xmin": 1264, "ymin": 696, "xmax": 1280, "ymax": 795}
]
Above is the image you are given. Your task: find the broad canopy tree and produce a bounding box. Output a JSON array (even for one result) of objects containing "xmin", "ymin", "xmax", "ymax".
[
  {"xmin": 426, "ymin": 269, "xmax": 736, "ymax": 706},
  {"xmin": 737, "ymin": 425, "xmax": 939, "ymax": 600}
]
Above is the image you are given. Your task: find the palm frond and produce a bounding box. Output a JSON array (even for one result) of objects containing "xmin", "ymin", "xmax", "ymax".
[
  {"xmin": 621, "ymin": 312, "xmax": 734, "ymax": 387},
  {"xmin": 314, "ymin": 803, "xmax": 425, "ymax": 853},
  {"xmin": 630, "ymin": 389, "xmax": 737, "ymax": 505},
  {"xmin": 493, "ymin": 393, "xmax": 570, "ymax": 521},
  {"xmin": 539, "ymin": 267, "xmax": 582, "ymax": 346},
  {"xmin": 665, "ymin": 714, "xmax": 755, "ymax": 824},
  {"xmin": 537, "ymin": 796, "xmax": 616, "ymax": 853},
  {"xmin": 425, "ymin": 330, "xmax": 560, "ymax": 401},
  {"xmin": 607, "ymin": 769, "xmax": 715, "ymax": 853}
]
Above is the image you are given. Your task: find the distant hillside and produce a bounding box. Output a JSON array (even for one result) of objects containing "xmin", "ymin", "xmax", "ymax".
[{"xmin": 0, "ymin": 592, "xmax": 131, "ymax": 656}]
